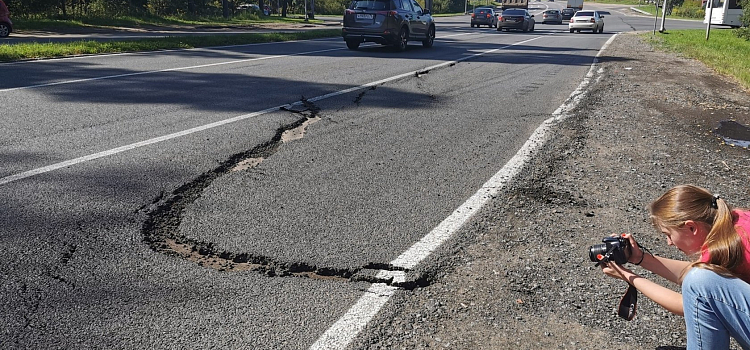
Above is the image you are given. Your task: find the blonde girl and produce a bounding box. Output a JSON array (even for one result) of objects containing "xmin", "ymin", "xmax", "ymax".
[{"xmin": 601, "ymin": 185, "xmax": 750, "ymax": 350}]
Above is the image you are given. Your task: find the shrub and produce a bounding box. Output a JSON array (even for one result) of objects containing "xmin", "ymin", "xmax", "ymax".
[
  {"xmin": 734, "ymin": 0, "xmax": 749, "ymax": 40},
  {"xmin": 672, "ymin": 5, "xmax": 704, "ymax": 17}
]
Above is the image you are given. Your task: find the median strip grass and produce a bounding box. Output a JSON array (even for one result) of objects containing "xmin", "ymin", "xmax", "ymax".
[
  {"xmin": 0, "ymin": 29, "xmax": 341, "ymax": 62},
  {"xmin": 645, "ymin": 29, "xmax": 750, "ymax": 90}
]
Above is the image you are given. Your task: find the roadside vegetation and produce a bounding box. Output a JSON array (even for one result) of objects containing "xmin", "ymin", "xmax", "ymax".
[
  {"xmin": 0, "ymin": 29, "xmax": 340, "ymax": 62},
  {"xmin": 631, "ymin": 0, "xmax": 706, "ymax": 19},
  {"xmin": 646, "ymin": 29, "xmax": 750, "ymax": 90},
  {"xmin": 14, "ymin": 12, "xmax": 322, "ymax": 31}
]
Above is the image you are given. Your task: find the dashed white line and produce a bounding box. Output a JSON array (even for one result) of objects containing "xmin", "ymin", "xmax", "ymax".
[{"xmin": 0, "ymin": 34, "xmax": 547, "ymax": 186}]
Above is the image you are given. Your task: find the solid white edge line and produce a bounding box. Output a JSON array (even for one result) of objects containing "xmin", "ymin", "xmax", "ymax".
[
  {"xmin": 309, "ymin": 32, "xmax": 619, "ymax": 350},
  {"xmin": 308, "ymin": 283, "xmax": 398, "ymax": 350},
  {"xmin": 0, "ymin": 34, "xmax": 547, "ymax": 186}
]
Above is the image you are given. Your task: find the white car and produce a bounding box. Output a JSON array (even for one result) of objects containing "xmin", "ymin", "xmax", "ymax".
[{"xmin": 568, "ymin": 10, "xmax": 604, "ymax": 33}]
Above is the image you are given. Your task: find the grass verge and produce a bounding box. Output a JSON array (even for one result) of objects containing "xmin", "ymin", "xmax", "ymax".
[
  {"xmin": 631, "ymin": 5, "xmax": 703, "ymax": 20},
  {"xmin": 0, "ymin": 29, "xmax": 341, "ymax": 62},
  {"xmin": 14, "ymin": 14, "xmax": 323, "ymax": 31},
  {"xmin": 584, "ymin": 0, "xmax": 644, "ymax": 5},
  {"xmin": 644, "ymin": 29, "xmax": 750, "ymax": 90}
]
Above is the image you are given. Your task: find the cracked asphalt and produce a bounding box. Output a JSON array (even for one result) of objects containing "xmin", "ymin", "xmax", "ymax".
[{"xmin": 3, "ymin": 8, "xmax": 747, "ymax": 349}]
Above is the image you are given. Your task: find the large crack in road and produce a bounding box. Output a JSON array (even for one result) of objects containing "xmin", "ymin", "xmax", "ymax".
[{"xmin": 141, "ymin": 97, "xmax": 429, "ymax": 289}]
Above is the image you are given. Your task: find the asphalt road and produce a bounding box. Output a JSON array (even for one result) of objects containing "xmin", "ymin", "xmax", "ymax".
[{"xmin": 0, "ymin": 6, "xmax": 707, "ymax": 349}]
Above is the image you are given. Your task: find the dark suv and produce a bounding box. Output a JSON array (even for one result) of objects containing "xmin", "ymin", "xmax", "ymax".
[
  {"xmin": 561, "ymin": 8, "xmax": 576, "ymax": 20},
  {"xmin": 342, "ymin": 0, "xmax": 436, "ymax": 51}
]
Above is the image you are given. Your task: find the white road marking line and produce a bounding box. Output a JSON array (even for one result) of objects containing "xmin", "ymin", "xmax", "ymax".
[
  {"xmin": 309, "ymin": 33, "xmax": 619, "ymax": 350},
  {"xmin": 1, "ymin": 32, "xmax": 484, "ymax": 92},
  {"xmin": 0, "ymin": 38, "xmax": 344, "ymax": 66},
  {"xmin": 0, "ymin": 35, "xmax": 546, "ymax": 186},
  {"xmin": 308, "ymin": 283, "xmax": 398, "ymax": 350},
  {"xmin": 0, "ymin": 46, "xmax": 346, "ymax": 92}
]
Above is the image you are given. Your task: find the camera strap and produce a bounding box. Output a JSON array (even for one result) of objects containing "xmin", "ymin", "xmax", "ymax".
[{"xmin": 617, "ymin": 284, "xmax": 638, "ymax": 321}]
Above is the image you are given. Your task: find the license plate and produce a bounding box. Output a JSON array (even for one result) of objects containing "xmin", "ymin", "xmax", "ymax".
[{"xmin": 356, "ymin": 14, "xmax": 373, "ymax": 19}]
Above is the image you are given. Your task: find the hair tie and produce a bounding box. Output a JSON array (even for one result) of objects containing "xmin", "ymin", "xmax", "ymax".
[{"xmin": 711, "ymin": 194, "xmax": 721, "ymax": 209}]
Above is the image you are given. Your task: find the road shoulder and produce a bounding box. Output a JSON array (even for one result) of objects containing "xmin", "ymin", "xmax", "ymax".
[{"xmin": 351, "ymin": 32, "xmax": 750, "ymax": 349}]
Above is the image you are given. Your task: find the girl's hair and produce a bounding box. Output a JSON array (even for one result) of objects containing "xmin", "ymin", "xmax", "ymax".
[{"xmin": 648, "ymin": 185, "xmax": 743, "ymax": 277}]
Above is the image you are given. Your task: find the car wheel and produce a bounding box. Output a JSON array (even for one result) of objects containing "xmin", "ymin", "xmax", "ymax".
[
  {"xmin": 522, "ymin": 23, "xmax": 528, "ymax": 32},
  {"xmin": 530, "ymin": 23, "xmax": 535, "ymax": 32},
  {"xmin": 569, "ymin": 28, "xmax": 574, "ymax": 33},
  {"xmin": 422, "ymin": 26, "xmax": 435, "ymax": 48},
  {"xmin": 600, "ymin": 25, "xmax": 604, "ymax": 33},
  {"xmin": 471, "ymin": 23, "xmax": 474, "ymax": 28},
  {"xmin": 395, "ymin": 27, "xmax": 408, "ymax": 51},
  {"xmin": 0, "ymin": 23, "xmax": 9, "ymax": 38},
  {"xmin": 345, "ymin": 39, "xmax": 360, "ymax": 50}
]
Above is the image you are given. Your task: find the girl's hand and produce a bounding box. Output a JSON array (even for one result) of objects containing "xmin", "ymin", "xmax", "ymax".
[
  {"xmin": 621, "ymin": 233, "xmax": 644, "ymax": 265},
  {"xmin": 610, "ymin": 233, "xmax": 644, "ymax": 265},
  {"xmin": 600, "ymin": 260, "xmax": 638, "ymax": 283}
]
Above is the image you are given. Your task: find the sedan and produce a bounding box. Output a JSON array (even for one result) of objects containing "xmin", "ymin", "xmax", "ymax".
[
  {"xmin": 497, "ymin": 8, "xmax": 535, "ymax": 32},
  {"xmin": 471, "ymin": 7, "xmax": 498, "ymax": 28},
  {"xmin": 541, "ymin": 9, "xmax": 562, "ymax": 24},
  {"xmin": 568, "ymin": 10, "xmax": 604, "ymax": 33}
]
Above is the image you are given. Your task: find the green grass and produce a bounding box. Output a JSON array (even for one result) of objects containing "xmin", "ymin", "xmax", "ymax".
[
  {"xmin": 631, "ymin": 5, "xmax": 704, "ymax": 19},
  {"xmin": 14, "ymin": 14, "xmax": 322, "ymax": 31},
  {"xmin": 0, "ymin": 29, "xmax": 341, "ymax": 62},
  {"xmin": 585, "ymin": 0, "xmax": 644, "ymax": 5},
  {"xmin": 644, "ymin": 29, "xmax": 750, "ymax": 90}
]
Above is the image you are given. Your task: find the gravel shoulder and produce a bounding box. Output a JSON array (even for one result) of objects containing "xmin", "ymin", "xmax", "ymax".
[{"xmin": 351, "ymin": 32, "xmax": 750, "ymax": 350}]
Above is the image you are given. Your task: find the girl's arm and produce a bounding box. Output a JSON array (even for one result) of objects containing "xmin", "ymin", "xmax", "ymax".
[
  {"xmin": 624, "ymin": 234, "xmax": 692, "ymax": 284},
  {"xmin": 603, "ymin": 262, "xmax": 684, "ymax": 316}
]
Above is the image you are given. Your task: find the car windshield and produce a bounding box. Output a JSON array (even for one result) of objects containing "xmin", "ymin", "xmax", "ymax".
[
  {"xmin": 474, "ymin": 8, "xmax": 491, "ymax": 13},
  {"xmin": 502, "ymin": 9, "xmax": 525, "ymax": 15},
  {"xmin": 544, "ymin": 10, "xmax": 558, "ymax": 13},
  {"xmin": 351, "ymin": 0, "xmax": 391, "ymax": 10},
  {"xmin": 574, "ymin": 11, "xmax": 594, "ymax": 16}
]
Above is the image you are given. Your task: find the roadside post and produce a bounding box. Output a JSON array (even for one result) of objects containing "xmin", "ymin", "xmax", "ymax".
[
  {"xmin": 653, "ymin": 1, "xmax": 659, "ymax": 34},
  {"xmin": 659, "ymin": 0, "xmax": 668, "ymax": 32},
  {"xmin": 705, "ymin": 0, "xmax": 713, "ymax": 39}
]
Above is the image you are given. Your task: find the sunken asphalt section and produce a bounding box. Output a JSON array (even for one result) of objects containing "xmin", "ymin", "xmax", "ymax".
[{"xmin": 347, "ymin": 32, "xmax": 750, "ymax": 349}]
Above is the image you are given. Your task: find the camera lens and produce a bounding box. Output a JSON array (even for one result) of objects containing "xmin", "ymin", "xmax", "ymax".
[{"xmin": 589, "ymin": 243, "xmax": 608, "ymax": 262}]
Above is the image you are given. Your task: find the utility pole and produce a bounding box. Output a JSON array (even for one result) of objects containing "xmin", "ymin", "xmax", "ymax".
[
  {"xmin": 659, "ymin": 0, "xmax": 668, "ymax": 32},
  {"xmin": 653, "ymin": 1, "xmax": 658, "ymax": 34},
  {"xmin": 705, "ymin": 0, "xmax": 713, "ymax": 39}
]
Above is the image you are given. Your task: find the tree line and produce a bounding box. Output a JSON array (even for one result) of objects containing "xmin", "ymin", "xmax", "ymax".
[{"xmin": 6, "ymin": 0, "xmax": 466, "ymax": 17}]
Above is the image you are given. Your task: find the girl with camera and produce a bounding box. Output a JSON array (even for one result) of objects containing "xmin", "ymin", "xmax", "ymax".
[{"xmin": 600, "ymin": 184, "xmax": 750, "ymax": 350}]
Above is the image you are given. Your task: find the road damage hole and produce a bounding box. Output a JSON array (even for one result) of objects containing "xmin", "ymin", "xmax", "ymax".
[
  {"xmin": 281, "ymin": 116, "xmax": 321, "ymax": 143},
  {"xmin": 231, "ymin": 157, "xmax": 264, "ymax": 172},
  {"xmin": 141, "ymin": 98, "xmax": 429, "ymax": 287},
  {"xmin": 715, "ymin": 120, "xmax": 750, "ymax": 149}
]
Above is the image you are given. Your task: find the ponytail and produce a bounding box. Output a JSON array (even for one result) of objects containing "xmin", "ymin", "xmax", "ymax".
[{"xmin": 649, "ymin": 185, "xmax": 743, "ymax": 277}]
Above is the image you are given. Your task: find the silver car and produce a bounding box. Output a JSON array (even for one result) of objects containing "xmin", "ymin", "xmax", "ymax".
[{"xmin": 568, "ymin": 10, "xmax": 604, "ymax": 33}]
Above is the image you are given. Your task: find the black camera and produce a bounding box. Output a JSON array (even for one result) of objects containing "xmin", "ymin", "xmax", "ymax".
[{"xmin": 589, "ymin": 236, "xmax": 629, "ymax": 265}]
